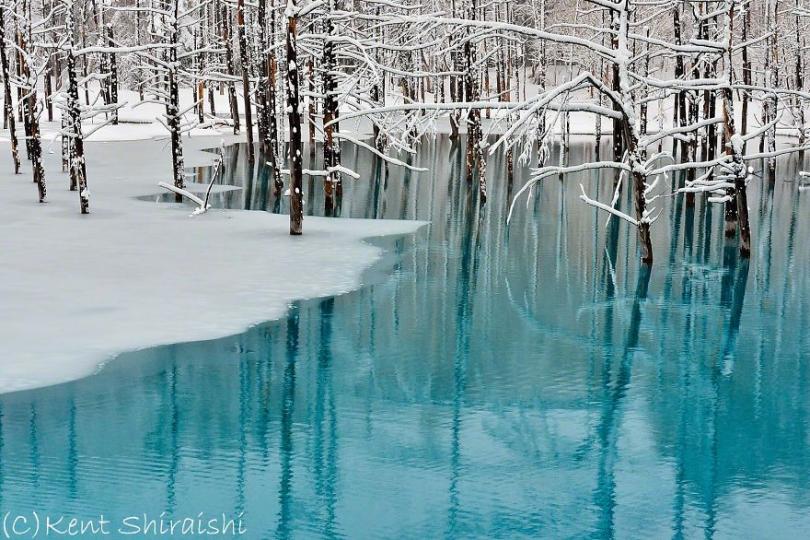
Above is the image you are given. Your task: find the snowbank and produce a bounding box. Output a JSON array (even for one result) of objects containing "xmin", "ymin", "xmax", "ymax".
[{"xmin": 0, "ymin": 136, "xmax": 425, "ymax": 394}]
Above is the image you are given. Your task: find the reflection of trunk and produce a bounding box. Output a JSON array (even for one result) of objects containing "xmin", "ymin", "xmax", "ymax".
[
  {"xmin": 287, "ymin": 3, "xmax": 303, "ymax": 235},
  {"xmin": 593, "ymin": 264, "xmax": 650, "ymax": 537},
  {"xmin": 278, "ymin": 309, "xmax": 298, "ymax": 538},
  {"xmin": 237, "ymin": 0, "xmax": 254, "ymax": 163},
  {"xmin": 0, "ymin": 6, "xmax": 20, "ymax": 174},
  {"xmin": 722, "ymin": 258, "xmax": 750, "ymax": 367}
]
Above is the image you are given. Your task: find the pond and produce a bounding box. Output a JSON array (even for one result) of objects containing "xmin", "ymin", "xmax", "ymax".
[{"xmin": 2, "ymin": 137, "xmax": 810, "ymax": 538}]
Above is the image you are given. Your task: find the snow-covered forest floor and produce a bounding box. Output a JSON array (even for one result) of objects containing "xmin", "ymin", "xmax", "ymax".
[
  {"xmin": 3, "ymin": 77, "xmax": 799, "ymax": 145},
  {"xmin": 0, "ymin": 133, "xmax": 424, "ymax": 393}
]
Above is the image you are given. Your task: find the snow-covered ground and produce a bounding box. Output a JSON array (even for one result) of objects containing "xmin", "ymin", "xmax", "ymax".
[
  {"xmin": 2, "ymin": 78, "xmax": 798, "ymax": 147},
  {"xmin": 0, "ymin": 134, "xmax": 425, "ymax": 394}
]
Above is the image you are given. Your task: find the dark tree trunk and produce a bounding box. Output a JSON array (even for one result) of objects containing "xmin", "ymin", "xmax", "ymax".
[
  {"xmin": 222, "ymin": 3, "xmax": 240, "ymax": 133},
  {"xmin": 322, "ymin": 0, "xmax": 341, "ymax": 214},
  {"xmin": 168, "ymin": 0, "xmax": 185, "ymax": 201},
  {"xmin": 0, "ymin": 5, "xmax": 20, "ymax": 174},
  {"xmin": 237, "ymin": 0, "xmax": 254, "ymax": 163},
  {"xmin": 66, "ymin": 0, "xmax": 88, "ymax": 213},
  {"xmin": 287, "ymin": 3, "xmax": 303, "ymax": 235},
  {"xmin": 107, "ymin": 24, "xmax": 119, "ymax": 124}
]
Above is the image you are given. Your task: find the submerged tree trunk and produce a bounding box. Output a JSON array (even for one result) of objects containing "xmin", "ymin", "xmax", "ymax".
[{"xmin": 721, "ymin": 0, "xmax": 751, "ymax": 256}]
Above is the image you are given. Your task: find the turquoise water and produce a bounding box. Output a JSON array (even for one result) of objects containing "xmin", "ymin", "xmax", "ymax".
[{"xmin": 3, "ymin": 138, "xmax": 810, "ymax": 538}]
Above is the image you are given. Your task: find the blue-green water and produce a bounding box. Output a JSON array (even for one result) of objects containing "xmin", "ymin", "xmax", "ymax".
[{"xmin": 3, "ymin": 138, "xmax": 810, "ymax": 538}]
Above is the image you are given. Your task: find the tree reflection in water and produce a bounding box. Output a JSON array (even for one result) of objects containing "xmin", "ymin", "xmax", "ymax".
[{"xmin": 3, "ymin": 138, "xmax": 810, "ymax": 538}]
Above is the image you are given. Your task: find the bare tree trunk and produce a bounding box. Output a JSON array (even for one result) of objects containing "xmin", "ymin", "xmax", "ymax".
[
  {"xmin": 19, "ymin": 0, "xmax": 45, "ymax": 202},
  {"xmin": 66, "ymin": 0, "xmax": 88, "ymax": 213},
  {"xmin": 740, "ymin": 4, "xmax": 750, "ymax": 141},
  {"xmin": 322, "ymin": 0, "xmax": 342, "ymax": 214},
  {"xmin": 255, "ymin": 0, "xmax": 269, "ymax": 146},
  {"xmin": 796, "ymin": 1, "xmax": 806, "ymax": 164},
  {"xmin": 222, "ymin": 3, "xmax": 240, "ymax": 133},
  {"xmin": 610, "ymin": 8, "xmax": 623, "ymax": 163},
  {"xmin": 265, "ymin": 0, "xmax": 283, "ymax": 195},
  {"xmin": 287, "ymin": 1, "xmax": 303, "ymax": 235},
  {"xmin": 107, "ymin": 23, "xmax": 119, "ymax": 124},
  {"xmin": 307, "ymin": 56, "xmax": 315, "ymax": 145},
  {"xmin": 639, "ymin": 26, "xmax": 650, "ymax": 138},
  {"xmin": 721, "ymin": 0, "xmax": 750, "ymax": 256},
  {"xmin": 237, "ymin": 0, "xmax": 254, "ymax": 163},
  {"xmin": 167, "ymin": 0, "xmax": 185, "ymax": 201},
  {"xmin": 0, "ymin": 5, "xmax": 20, "ymax": 174},
  {"xmin": 463, "ymin": 0, "xmax": 486, "ymax": 202},
  {"xmin": 673, "ymin": 2, "xmax": 687, "ymax": 162},
  {"xmin": 448, "ymin": 0, "xmax": 460, "ymax": 139}
]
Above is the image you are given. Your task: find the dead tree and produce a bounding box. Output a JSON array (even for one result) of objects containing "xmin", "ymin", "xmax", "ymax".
[
  {"xmin": 0, "ymin": 2, "xmax": 20, "ymax": 173},
  {"xmin": 236, "ymin": 0, "xmax": 254, "ymax": 163},
  {"xmin": 286, "ymin": 0, "xmax": 303, "ymax": 235}
]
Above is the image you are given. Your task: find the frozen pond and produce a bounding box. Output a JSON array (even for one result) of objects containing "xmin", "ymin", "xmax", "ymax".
[{"xmin": 3, "ymin": 137, "xmax": 810, "ymax": 538}]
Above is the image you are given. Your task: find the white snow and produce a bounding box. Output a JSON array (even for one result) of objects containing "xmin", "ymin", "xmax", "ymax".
[{"xmin": 0, "ymin": 135, "xmax": 425, "ymax": 394}]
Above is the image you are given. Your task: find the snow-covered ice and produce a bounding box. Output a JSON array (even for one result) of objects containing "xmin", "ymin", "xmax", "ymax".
[{"xmin": 0, "ymin": 135, "xmax": 425, "ymax": 394}]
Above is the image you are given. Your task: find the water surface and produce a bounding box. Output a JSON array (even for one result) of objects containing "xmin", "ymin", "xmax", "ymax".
[{"xmin": 3, "ymin": 137, "xmax": 810, "ymax": 538}]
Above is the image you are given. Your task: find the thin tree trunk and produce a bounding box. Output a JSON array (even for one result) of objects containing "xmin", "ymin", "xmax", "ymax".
[
  {"xmin": 66, "ymin": 0, "xmax": 88, "ymax": 213},
  {"xmin": 322, "ymin": 0, "xmax": 341, "ymax": 214},
  {"xmin": 287, "ymin": 1, "xmax": 303, "ymax": 235},
  {"xmin": 237, "ymin": 0, "xmax": 254, "ymax": 163},
  {"xmin": 0, "ymin": 5, "xmax": 20, "ymax": 174},
  {"xmin": 222, "ymin": 3, "xmax": 240, "ymax": 133},
  {"xmin": 168, "ymin": 0, "xmax": 185, "ymax": 201}
]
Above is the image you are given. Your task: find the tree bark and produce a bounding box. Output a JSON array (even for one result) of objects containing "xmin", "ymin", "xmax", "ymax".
[{"xmin": 287, "ymin": 1, "xmax": 303, "ymax": 235}]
